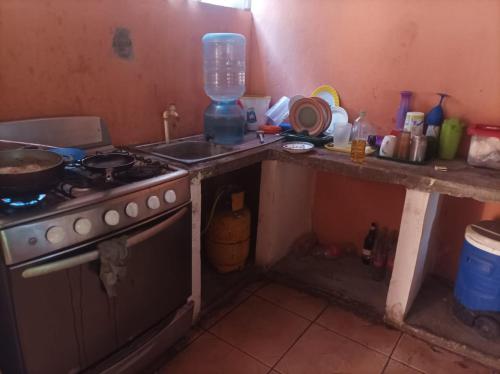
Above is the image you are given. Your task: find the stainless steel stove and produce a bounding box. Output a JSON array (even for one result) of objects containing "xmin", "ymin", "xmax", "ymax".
[{"xmin": 0, "ymin": 117, "xmax": 194, "ymax": 374}]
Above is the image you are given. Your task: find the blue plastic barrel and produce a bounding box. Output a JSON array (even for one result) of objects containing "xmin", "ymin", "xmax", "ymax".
[{"xmin": 454, "ymin": 221, "xmax": 500, "ymax": 312}]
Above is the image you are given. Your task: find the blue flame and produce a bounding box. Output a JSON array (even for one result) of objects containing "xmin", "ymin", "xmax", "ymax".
[{"xmin": 2, "ymin": 194, "xmax": 47, "ymax": 207}]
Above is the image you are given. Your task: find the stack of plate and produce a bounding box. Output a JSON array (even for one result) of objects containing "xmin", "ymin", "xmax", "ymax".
[
  {"xmin": 289, "ymin": 85, "xmax": 349, "ymax": 137},
  {"xmin": 289, "ymin": 97, "xmax": 332, "ymax": 137}
]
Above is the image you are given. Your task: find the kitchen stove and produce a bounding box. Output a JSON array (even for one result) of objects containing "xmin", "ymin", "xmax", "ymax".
[
  {"xmin": 0, "ymin": 145, "xmax": 190, "ymax": 266},
  {"xmin": 0, "ymin": 117, "xmax": 194, "ymax": 374}
]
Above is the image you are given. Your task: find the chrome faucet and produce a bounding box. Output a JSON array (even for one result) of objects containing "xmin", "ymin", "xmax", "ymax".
[{"xmin": 162, "ymin": 104, "xmax": 179, "ymax": 143}]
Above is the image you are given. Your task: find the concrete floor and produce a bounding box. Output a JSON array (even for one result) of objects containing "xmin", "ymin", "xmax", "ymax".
[
  {"xmin": 271, "ymin": 253, "xmax": 390, "ymax": 316},
  {"xmin": 406, "ymin": 276, "xmax": 500, "ymax": 361}
]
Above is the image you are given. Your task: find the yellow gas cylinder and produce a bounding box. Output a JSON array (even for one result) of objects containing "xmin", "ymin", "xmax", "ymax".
[{"xmin": 206, "ymin": 191, "xmax": 251, "ymax": 273}]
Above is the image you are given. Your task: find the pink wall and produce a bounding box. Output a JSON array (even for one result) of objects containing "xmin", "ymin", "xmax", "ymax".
[
  {"xmin": 313, "ymin": 172, "xmax": 406, "ymax": 251},
  {"xmin": 0, "ymin": 0, "xmax": 252, "ymax": 145},
  {"xmin": 250, "ymin": 0, "xmax": 500, "ymax": 129},
  {"xmin": 250, "ymin": 0, "xmax": 500, "ymax": 280}
]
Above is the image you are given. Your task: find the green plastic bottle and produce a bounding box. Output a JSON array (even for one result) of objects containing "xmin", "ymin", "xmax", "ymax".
[{"xmin": 439, "ymin": 118, "xmax": 463, "ymax": 160}]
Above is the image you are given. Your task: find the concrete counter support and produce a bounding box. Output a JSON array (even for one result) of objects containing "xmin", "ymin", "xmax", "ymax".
[
  {"xmin": 256, "ymin": 161, "xmax": 316, "ymax": 268},
  {"xmin": 385, "ymin": 189, "xmax": 441, "ymax": 325}
]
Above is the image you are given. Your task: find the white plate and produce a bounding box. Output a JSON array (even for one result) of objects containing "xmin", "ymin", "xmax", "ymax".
[
  {"xmin": 282, "ymin": 141, "xmax": 315, "ymax": 154},
  {"xmin": 324, "ymin": 106, "xmax": 349, "ymax": 135}
]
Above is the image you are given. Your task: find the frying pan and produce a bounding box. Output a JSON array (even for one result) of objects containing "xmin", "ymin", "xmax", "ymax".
[
  {"xmin": 82, "ymin": 153, "xmax": 135, "ymax": 181},
  {"xmin": 0, "ymin": 149, "xmax": 65, "ymax": 196}
]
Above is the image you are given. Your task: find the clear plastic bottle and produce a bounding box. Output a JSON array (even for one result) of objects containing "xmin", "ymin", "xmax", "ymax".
[
  {"xmin": 204, "ymin": 101, "xmax": 245, "ymax": 145},
  {"xmin": 351, "ymin": 111, "xmax": 368, "ymax": 163},
  {"xmin": 202, "ymin": 33, "xmax": 246, "ymax": 102},
  {"xmin": 202, "ymin": 33, "xmax": 246, "ymax": 144}
]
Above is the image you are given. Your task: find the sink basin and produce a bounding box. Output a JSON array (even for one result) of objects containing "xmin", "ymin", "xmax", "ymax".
[
  {"xmin": 137, "ymin": 134, "xmax": 281, "ymax": 164},
  {"xmin": 146, "ymin": 141, "xmax": 233, "ymax": 164}
]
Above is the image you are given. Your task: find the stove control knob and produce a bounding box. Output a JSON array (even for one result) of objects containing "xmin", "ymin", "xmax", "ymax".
[
  {"xmin": 164, "ymin": 190, "xmax": 177, "ymax": 204},
  {"xmin": 125, "ymin": 202, "xmax": 139, "ymax": 218},
  {"xmin": 74, "ymin": 218, "xmax": 92, "ymax": 235},
  {"xmin": 46, "ymin": 226, "xmax": 65, "ymax": 244},
  {"xmin": 147, "ymin": 195, "xmax": 161, "ymax": 210},
  {"xmin": 104, "ymin": 210, "xmax": 120, "ymax": 226}
]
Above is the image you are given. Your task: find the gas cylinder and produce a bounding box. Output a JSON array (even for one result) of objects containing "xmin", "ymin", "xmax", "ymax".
[{"xmin": 206, "ymin": 191, "xmax": 251, "ymax": 273}]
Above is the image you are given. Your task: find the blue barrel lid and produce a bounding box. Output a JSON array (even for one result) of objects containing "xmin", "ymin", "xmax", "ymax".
[
  {"xmin": 202, "ymin": 33, "xmax": 246, "ymax": 43},
  {"xmin": 466, "ymin": 220, "xmax": 500, "ymax": 256}
]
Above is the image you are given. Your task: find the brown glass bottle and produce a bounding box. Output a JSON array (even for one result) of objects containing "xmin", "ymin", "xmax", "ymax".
[{"xmin": 361, "ymin": 222, "xmax": 377, "ymax": 265}]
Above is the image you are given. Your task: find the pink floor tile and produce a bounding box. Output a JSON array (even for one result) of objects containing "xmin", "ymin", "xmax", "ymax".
[
  {"xmin": 317, "ymin": 305, "xmax": 401, "ymax": 355},
  {"xmin": 256, "ymin": 283, "xmax": 327, "ymax": 320},
  {"xmin": 384, "ymin": 359, "xmax": 422, "ymax": 373},
  {"xmin": 162, "ymin": 332, "xmax": 269, "ymax": 374},
  {"xmin": 200, "ymin": 289, "xmax": 252, "ymax": 330},
  {"xmin": 275, "ymin": 323, "xmax": 388, "ymax": 374},
  {"xmin": 210, "ymin": 295, "xmax": 310, "ymax": 366}
]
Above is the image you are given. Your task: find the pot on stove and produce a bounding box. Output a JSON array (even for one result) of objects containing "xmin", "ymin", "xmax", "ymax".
[
  {"xmin": 0, "ymin": 149, "xmax": 65, "ymax": 196},
  {"xmin": 82, "ymin": 152, "xmax": 135, "ymax": 181}
]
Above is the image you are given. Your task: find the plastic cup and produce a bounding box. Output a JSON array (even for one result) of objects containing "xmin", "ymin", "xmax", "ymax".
[
  {"xmin": 333, "ymin": 122, "xmax": 352, "ymax": 148},
  {"xmin": 265, "ymin": 96, "xmax": 290, "ymax": 126},
  {"xmin": 240, "ymin": 96, "xmax": 271, "ymax": 131}
]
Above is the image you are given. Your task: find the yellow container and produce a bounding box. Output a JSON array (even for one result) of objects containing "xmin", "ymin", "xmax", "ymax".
[{"xmin": 206, "ymin": 206, "xmax": 251, "ymax": 273}]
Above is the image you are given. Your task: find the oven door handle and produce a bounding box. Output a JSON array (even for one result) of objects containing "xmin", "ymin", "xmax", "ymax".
[
  {"xmin": 126, "ymin": 206, "xmax": 188, "ymax": 247},
  {"xmin": 22, "ymin": 207, "xmax": 189, "ymax": 279}
]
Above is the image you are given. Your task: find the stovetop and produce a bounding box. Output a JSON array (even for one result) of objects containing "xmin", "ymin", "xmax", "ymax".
[{"xmin": 0, "ymin": 146, "xmax": 188, "ymax": 228}]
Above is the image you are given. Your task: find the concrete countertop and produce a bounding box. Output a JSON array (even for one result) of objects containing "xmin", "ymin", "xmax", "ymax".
[{"xmin": 174, "ymin": 139, "xmax": 500, "ymax": 203}]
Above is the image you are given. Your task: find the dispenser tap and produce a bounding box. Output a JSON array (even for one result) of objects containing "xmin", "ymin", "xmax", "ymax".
[{"xmin": 162, "ymin": 104, "xmax": 179, "ymax": 143}]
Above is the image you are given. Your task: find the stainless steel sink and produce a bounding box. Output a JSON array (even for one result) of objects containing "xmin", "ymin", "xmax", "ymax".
[
  {"xmin": 137, "ymin": 134, "xmax": 281, "ymax": 164},
  {"xmin": 148, "ymin": 141, "xmax": 233, "ymax": 164}
]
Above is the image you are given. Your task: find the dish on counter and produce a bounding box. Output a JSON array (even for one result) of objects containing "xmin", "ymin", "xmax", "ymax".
[
  {"xmin": 311, "ymin": 85, "xmax": 340, "ymax": 107},
  {"xmin": 282, "ymin": 141, "xmax": 315, "ymax": 154},
  {"xmin": 289, "ymin": 98, "xmax": 326, "ymax": 137},
  {"xmin": 324, "ymin": 106, "xmax": 349, "ymax": 135},
  {"xmin": 311, "ymin": 97, "xmax": 332, "ymax": 134}
]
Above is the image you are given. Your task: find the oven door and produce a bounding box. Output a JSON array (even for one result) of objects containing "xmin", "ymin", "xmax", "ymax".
[{"xmin": 8, "ymin": 204, "xmax": 191, "ymax": 374}]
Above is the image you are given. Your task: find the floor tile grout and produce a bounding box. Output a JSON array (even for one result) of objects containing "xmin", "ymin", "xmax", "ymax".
[
  {"xmin": 253, "ymin": 282, "xmax": 400, "ymax": 360},
  {"xmin": 252, "ymin": 292, "xmax": 324, "ymax": 322},
  {"xmin": 380, "ymin": 332, "xmax": 404, "ymax": 373},
  {"xmin": 269, "ymin": 303, "xmax": 331, "ymax": 372},
  {"xmin": 161, "ymin": 280, "xmax": 269, "ymax": 369},
  {"xmin": 200, "ymin": 291, "xmax": 254, "ymax": 330},
  {"xmin": 313, "ymin": 318, "xmax": 399, "ymax": 358},
  {"xmin": 205, "ymin": 330, "xmax": 273, "ymax": 369}
]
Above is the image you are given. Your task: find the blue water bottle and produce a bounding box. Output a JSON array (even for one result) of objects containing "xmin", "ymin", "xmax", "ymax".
[{"xmin": 202, "ymin": 33, "xmax": 246, "ymax": 145}]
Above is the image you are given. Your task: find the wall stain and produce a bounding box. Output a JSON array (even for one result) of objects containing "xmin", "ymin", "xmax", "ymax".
[{"xmin": 112, "ymin": 27, "xmax": 134, "ymax": 60}]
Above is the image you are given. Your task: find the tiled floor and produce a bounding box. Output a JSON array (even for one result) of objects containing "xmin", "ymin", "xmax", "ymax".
[{"xmin": 162, "ymin": 282, "xmax": 495, "ymax": 374}]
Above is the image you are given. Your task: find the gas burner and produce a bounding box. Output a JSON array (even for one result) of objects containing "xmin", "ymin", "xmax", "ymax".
[
  {"xmin": 1, "ymin": 194, "xmax": 47, "ymax": 208},
  {"xmin": 115, "ymin": 163, "xmax": 164, "ymax": 182}
]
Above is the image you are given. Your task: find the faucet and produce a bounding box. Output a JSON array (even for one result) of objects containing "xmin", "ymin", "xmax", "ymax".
[{"xmin": 162, "ymin": 104, "xmax": 179, "ymax": 143}]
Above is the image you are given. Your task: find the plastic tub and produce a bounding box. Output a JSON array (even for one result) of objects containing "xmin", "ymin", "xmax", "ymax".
[
  {"xmin": 454, "ymin": 221, "xmax": 500, "ymax": 312},
  {"xmin": 240, "ymin": 96, "xmax": 271, "ymax": 131},
  {"xmin": 467, "ymin": 124, "xmax": 500, "ymax": 170}
]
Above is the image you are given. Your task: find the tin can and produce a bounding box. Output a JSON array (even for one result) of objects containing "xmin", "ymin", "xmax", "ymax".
[
  {"xmin": 396, "ymin": 131, "xmax": 411, "ymax": 160},
  {"xmin": 404, "ymin": 112, "xmax": 425, "ymax": 135},
  {"xmin": 410, "ymin": 135, "xmax": 428, "ymax": 162}
]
